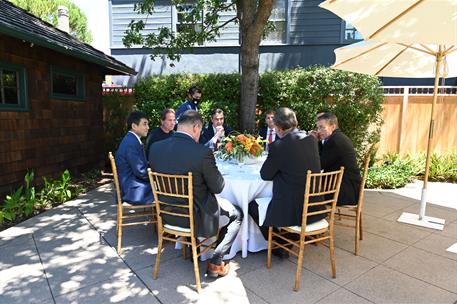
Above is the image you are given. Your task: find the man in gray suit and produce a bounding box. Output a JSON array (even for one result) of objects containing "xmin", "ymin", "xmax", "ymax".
[{"xmin": 149, "ymin": 110, "xmax": 242, "ymax": 278}]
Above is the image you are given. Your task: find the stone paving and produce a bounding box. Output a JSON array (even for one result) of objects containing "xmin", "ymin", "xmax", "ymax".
[{"xmin": 0, "ymin": 182, "xmax": 456, "ymax": 304}]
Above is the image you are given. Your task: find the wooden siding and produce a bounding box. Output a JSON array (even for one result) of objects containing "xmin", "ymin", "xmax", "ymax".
[
  {"xmin": 0, "ymin": 34, "xmax": 105, "ymax": 198},
  {"xmin": 378, "ymin": 88, "xmax": 457, "ymax": 156},
  {"xmin": 110, "ymin": 0, "xmax": 343, "ymax": 48}
]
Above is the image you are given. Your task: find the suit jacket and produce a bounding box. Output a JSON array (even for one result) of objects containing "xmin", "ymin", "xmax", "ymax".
[
  {"xmin": 115, "ymin": 132, "xmax": 153, "ymax": 205},
  {"xmin": 260, "ymin": 129, "xmax": 326, "ymax": 227},
  {"xmin": 176, "ymin": 100, "xmax": 198, "ymax": 122},
  {"xmin": 320, "ymin": 128, "xmax": 361, "ymax": 205},
  {"xmin": 149, "ymin": 132, "xmax": 224, "ymax": 237},
  {"xmin": 199, "ymin": 124, "xmax": 233, "ymax": 148},
  {"xmin": 259, "ymin": 127, "xmax": 277, "ymax": 149}
]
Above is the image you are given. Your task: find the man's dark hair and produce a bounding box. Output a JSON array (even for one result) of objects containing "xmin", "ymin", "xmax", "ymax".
[
  {"xmin": 273, "ymin": 107, "xmax": 298, "ymax": 130},
  {"xmin": 317, "ymin": 112, "xmax": 339, "ymax": 127},
  {"xmin": 265, "ymin": 109, "xmax": 275, "ymax": 116},
  {"xmin": 211, "ymin": 108, "xmax": 224, "ymax": 117},
  {"xmin": 187, "ymin": 85, "xmax": 202, "ymax": 96},
  {"xmin": 160, "ymin": 108, "xmax": 175, "ymax": 121},
  {"xmin": 127, "ymin": 111, "xmax": 148, "ymax": 130},
  {"xmin": 178, "ymin": 110, "xmax": 203, "ymax": 127}
]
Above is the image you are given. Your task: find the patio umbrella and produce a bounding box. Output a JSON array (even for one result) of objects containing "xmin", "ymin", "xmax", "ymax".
[
  {"xmin": 319, "ymin": 0, "xmax": 457, "ymax": 230},
  {"xmin": 330, "ymin": 41, "xmax": 455, "ymax": 230},
  {"xmin": 319, "ymin": 0, "xmax": 457, "ymax": 45}
]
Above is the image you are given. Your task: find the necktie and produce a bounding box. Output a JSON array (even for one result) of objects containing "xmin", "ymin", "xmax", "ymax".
[{"xmin": 268, "ymin": 129, "xmax": 273, "ymax": 144}]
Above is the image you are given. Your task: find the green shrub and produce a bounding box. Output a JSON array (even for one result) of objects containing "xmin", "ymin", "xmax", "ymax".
[
  {"xmin": 134, "ymin": 73, "xmax": 240, "ymax": 129},
  {"xmin": 366, "ymin": 152, "xmax": 457, "ymax": 188},
  {"xmin": 0, "ymin": 170, "xmax": 81, "ymax": 226},
  {"xmin": 366, "ymin": 157, "xmax": 416, "ymax": 189},
  {"xmin": 103, "ymin": 93, "xmax": 135, "ymax": 157},
  {"xmin": 134, "ymin": 66, "xmax": 384, "ymax": 163}
]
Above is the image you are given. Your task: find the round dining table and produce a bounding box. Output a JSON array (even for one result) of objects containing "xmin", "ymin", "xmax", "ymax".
[{"xmin": 215, "ymin": 156, "xmax": 273, "ymax": 258}]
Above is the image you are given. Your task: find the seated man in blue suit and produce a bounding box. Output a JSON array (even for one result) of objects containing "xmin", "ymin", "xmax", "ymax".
[
  {"xmin": 115, "ymin": 111, "xmax": 153, "ymax": 205},
  {"xmin": 199, "ymin": 108, "xmax": 233, "ymax": 151}
]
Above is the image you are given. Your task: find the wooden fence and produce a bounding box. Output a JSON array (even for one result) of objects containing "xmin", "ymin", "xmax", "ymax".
[{"xmin": 378, "ymin": 86, "xmax": 457, "ymax": 156}]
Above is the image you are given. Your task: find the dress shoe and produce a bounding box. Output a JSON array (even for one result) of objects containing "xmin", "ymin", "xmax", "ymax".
[
  {"xmin": 272, "ymin": 248, "xmax": 289, "ymax": 259},
  {"xmin": 207, "ymin": 261, "xmax": 230, "ymax": 278}
]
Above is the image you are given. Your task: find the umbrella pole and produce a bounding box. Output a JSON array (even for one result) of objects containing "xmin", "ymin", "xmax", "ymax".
[
  {"xmin": 419, "ymin": 54, "xmax": 442, "ymax": 219},
  {"xmin": 397, "ymin": 50, "xmax": 445, "ymax": 230}
]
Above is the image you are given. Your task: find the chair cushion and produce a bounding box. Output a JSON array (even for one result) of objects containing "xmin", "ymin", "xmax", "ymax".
[
  {"xmin": 164, "ymin": 223, "xmax": 191, "ymax": 233},
  {"xmin": 288, "ymin": 219, "xmax": 329, "ymax": 233}
]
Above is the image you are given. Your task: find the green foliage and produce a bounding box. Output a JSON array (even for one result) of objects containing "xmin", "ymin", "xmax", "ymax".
[
  {"xmin": 366, "ymin": 152, "xmax": 457, "ymax": 189},
  {"xmin": 0, "ymin": 170, "xmax": 80, "ymax": 226},
  {"xmin": 134, "ymin": 66, "xmax": 384, "ymax": 161},
  {"xmin": 102, "ymin": 93, "xmax": 135, "ymax": 157},
  {"xmin": 40, "ymin": 170, "xmax": 80, "ymax": 207},
  {"xmin": 11, "ymin": 0, "xmax": 92, "ymax": 43},
  {"xmin": 134, "ymin": 73, "xmax": 240, "ymax": 128}
]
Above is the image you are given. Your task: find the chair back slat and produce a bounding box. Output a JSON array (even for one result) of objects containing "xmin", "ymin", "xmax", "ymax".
[
  {"xmin": 148, "ymin": 169, "xmax": 195, "ymax": 232},
  {"xmin": 301, "ymin": 167, "xmax": 344, "ymax": 230},
  {"xmin": 108, "ymin": 152, "xmax": 123, "ymax": 206}
]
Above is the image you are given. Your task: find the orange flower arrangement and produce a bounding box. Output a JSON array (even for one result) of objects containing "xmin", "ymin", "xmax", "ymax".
[{"xmin": 217, "ymin": 132, "xmax": 265, "ymax": 162}]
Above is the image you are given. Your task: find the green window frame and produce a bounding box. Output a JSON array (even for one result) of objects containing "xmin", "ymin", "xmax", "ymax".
[
  {"xmin": 0, "ymin": 61, "xmax": 28, "ymax": 112},
  {"xmin": 50, "ymin": 66, "xmax": 85, "ymax": 101}
]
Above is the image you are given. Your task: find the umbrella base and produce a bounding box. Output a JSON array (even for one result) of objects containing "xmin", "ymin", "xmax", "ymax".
[{"xmin": 397, "ymin": 212, "xmax": 445, "ymax": 230}]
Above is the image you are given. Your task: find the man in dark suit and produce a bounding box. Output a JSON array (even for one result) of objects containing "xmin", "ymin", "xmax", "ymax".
[
  {"xmin": 175, "ymin": 85, "xmax": 202, "ymax": 122},
  {"xmin": 149, "ymin": 110, "xmax": 242, "ymax": 278},
  {"xmin": 199, "ymin": 108, "xmax": 233, "ymax": 151},
  {"xmin": 316, "ymin": 113, "xmax": 361, "ymax": 205},
  {"xmin": 258, "ymin": 110, "xmax": 277, "ymax": 151},
  {"xmin": 115, "ymin": 111, "xmax": 153, "ymax": 205}
]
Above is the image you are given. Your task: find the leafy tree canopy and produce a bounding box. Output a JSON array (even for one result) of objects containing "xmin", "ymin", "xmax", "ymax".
[{"xmin": 11, "ymin": 0, "xmax": 92, "ymax": 43}]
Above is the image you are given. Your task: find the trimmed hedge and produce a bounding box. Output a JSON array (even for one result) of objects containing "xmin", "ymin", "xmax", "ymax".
[{"xmin": 133, "ymin": 66, "xmax": 384, "ymax": 162}]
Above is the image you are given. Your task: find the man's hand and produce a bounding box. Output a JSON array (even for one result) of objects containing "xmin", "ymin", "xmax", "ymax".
[
  {"xmin": 215, "ymin": 126, "xmax": 225, "ymax": 138},
  {"xmin": 308, "ymin": 130, "xmax": 319, "ymax": 139}
]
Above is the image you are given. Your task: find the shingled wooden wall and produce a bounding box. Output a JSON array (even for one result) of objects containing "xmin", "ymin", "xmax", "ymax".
[{"xmin": 0, "ymin": 35, "xmax": 105, "ymax": 198}]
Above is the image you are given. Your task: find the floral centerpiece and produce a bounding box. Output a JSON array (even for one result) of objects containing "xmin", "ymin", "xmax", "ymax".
[{"xmin": 216, "ymin": 133, "xmax": 265, "ymax": 164}]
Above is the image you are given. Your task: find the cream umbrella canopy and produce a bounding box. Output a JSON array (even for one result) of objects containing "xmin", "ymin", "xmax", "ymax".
[
  {"xmin": 319, "ymin": 0, "xmax": 457, "ymax": 45},
  {"xmin": 331, "ymin": 41, "xmax": 456, "ymax": 229},
  {"xmin": 320, "ymin": 0, "xmax": 457, "ymax": 230}
]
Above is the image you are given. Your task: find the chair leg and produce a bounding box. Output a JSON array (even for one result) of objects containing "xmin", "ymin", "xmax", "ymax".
[
  {"xmin": 355, "ymin": 212, "xmax": 361, "ymax": 256},
  {"xmin": 359, "ymin": 212, "xmax": 363, "ymax": 240},
  {"xmin": 267, "ymin": 227, "xmax": 273, "ymax": 269},
  {"xmin": 294, "ymin": 235, "xmax": 306, "ymax": 292},
  {"xmin": 182, "ymin": 244, "xmax": 187, "ymax": 260},
  {"xmin": 191, "ymin": 238, "xmax": 202, "ymax": 293},
  {"xmin": 153, "ymin": 233, "xmax": 163, "ymax": 280},
  {"xmin": 117, "ymin": 208, "xmax": 123, "ymax": 254},
  {"xmin": 329, "ymin": 234, "xmax": 336, "ymax": 278}
]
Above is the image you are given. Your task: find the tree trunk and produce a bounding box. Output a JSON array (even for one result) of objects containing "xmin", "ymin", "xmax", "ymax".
[
  {"xmin": 240, "ymin": 41, "xmax": 260, "ymax": 133},
  {"xmin": 238, "ymin": 0, "xmax": 274, "ymax": 133}
]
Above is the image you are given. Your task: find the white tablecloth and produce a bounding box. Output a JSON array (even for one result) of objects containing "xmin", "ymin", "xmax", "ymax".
[{"xmin": 215, "ymin": 157, "xmax": 273, "ymax": 258}]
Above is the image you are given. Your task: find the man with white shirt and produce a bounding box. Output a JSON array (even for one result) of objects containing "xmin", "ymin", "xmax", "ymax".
[
  {"xmin": 258, "ymin": 110, "xmax": 277, "ymax": 150},
  {"xmin": 199, "ymin": 108, "xmax": 233, "ymax": 151},
  {"xmin": 115, "ymin": 111, "xmax": 153, "ymax": 205}
]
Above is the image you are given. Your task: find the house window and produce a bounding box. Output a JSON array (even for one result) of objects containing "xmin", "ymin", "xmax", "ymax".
[
  {"xmin": 50, "ymin": 66, "xmax": 85, "ymax": 100},
  {"xmin": 175, "ymin": 1, "xmax": 203, "ymax": 33},
  {"xmin": 344, "ymin": 22, "xmax": 362, "ymax": 41},
  {"xmin": 0, "ymin": 62, "xmax": 28, "ymax": 112},
  {"xmin": 263, "ymin": 0, "xmax": 287, "ymax": 43}
]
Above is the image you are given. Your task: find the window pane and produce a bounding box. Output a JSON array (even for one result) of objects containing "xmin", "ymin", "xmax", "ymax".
[
  {"xmin": 53, "ymin": 73, "xmax": 77, "ymax": 96},
  {"xmin": 4, "ymin": 87, "xmax": 19, "ymax": 104},
  {"xmin": 265, "ymin": 21, "xmax": 286, "ymax": 42},
  {"xmin": 176, "ymin": 1, "xmax": 202, "ymax": 33},
  {"xmin": 2, "ymin": 70, "xmax": 18, "ymax": 87},
  {"xmin": 345, "ymin": 23, "xmax": 362, "ymax": 40}
]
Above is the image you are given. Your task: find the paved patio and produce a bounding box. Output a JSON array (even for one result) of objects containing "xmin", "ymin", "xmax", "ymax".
[{"xmin": 1, "ymin": 182, "xmax": 456, "ymax": 304}]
